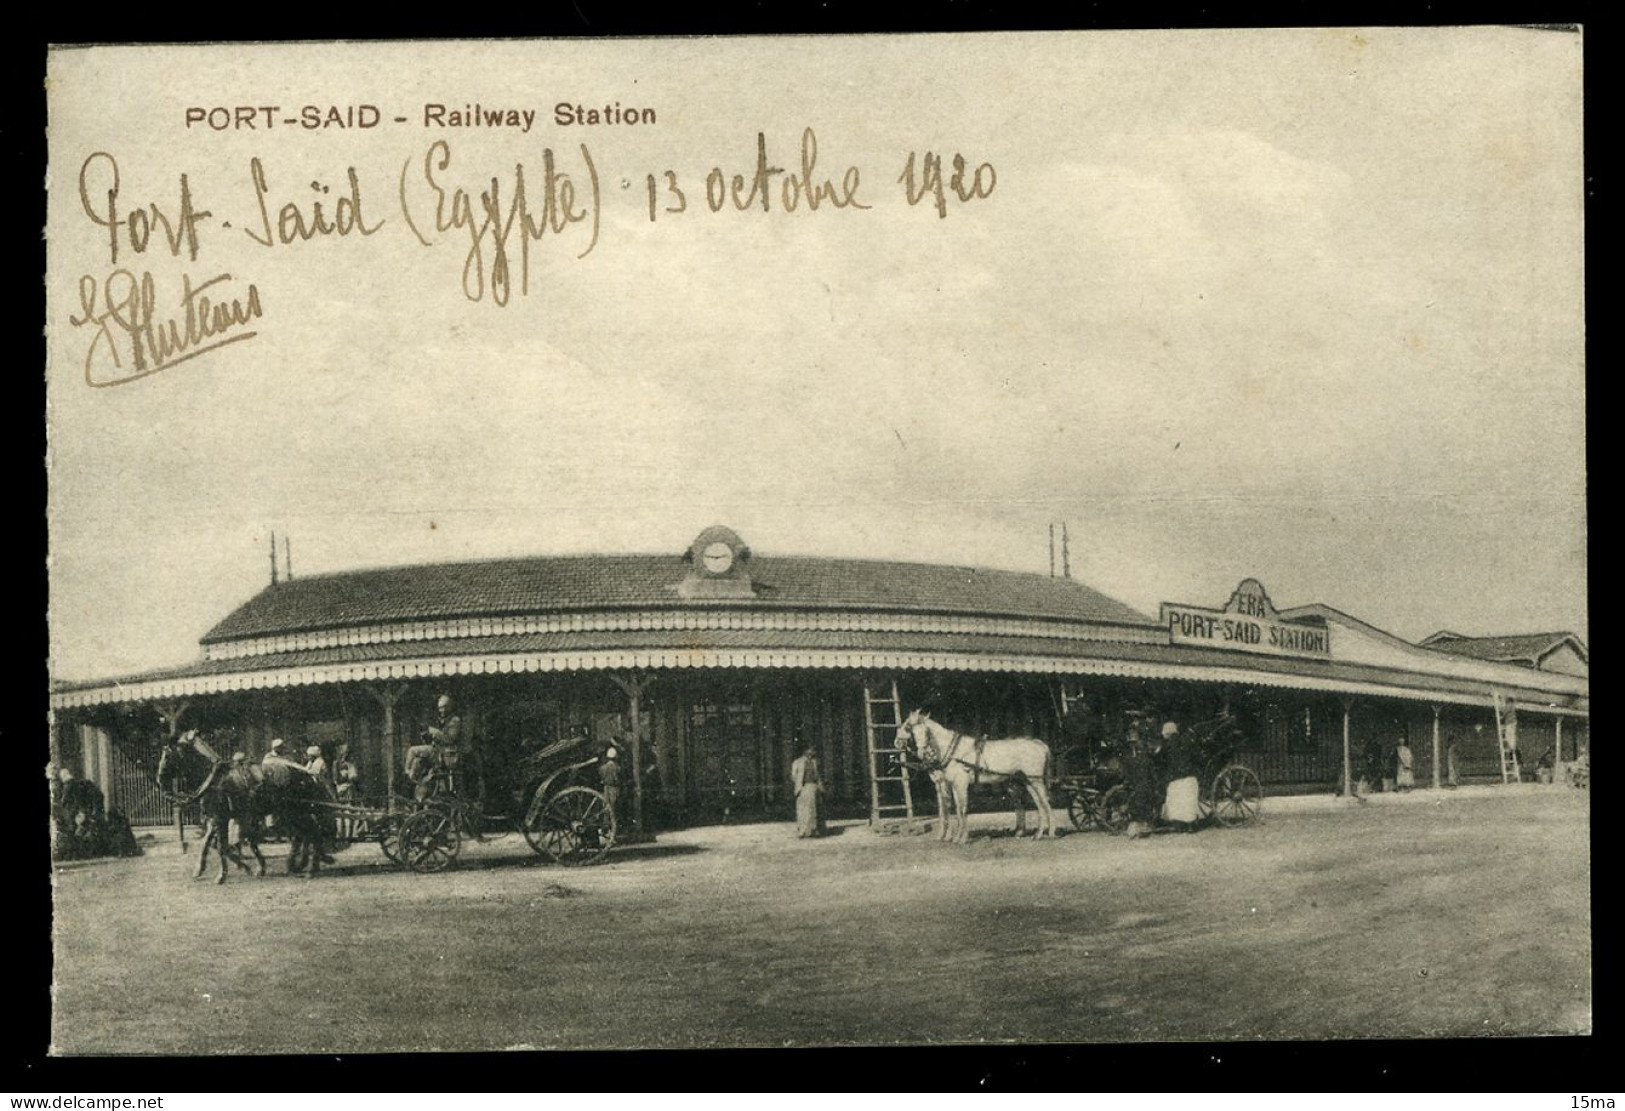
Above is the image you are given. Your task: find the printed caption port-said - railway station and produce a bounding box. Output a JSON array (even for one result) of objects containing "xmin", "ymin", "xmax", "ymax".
[{"xmin": 49, "ymin": 526, "xmax": 1589, "ymax": 832}]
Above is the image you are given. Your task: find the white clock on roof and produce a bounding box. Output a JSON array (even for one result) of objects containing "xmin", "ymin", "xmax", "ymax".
[
  {"xmin": 679, "ymin": 525, "xmax": 755, "ymax": 599},
  {"xmin": 702, "ymin": 541, "xmax": 735, "ymax": 575}
]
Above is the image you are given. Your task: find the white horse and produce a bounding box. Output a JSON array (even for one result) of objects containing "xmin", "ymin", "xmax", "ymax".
[{"xmin": 896, "ymin": 710, "xmax": 1056, "ymax": 844}]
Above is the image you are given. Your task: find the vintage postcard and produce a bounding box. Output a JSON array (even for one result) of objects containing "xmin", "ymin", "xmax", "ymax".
[{"xmin": 46, "ymin": 30, "xmax": 1586, "ymax": 1054}]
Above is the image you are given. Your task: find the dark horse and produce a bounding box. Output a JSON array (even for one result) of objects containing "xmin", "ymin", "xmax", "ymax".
[{"xmin": 156, "ymin": 733, "xmax": 328, "ymax": 884}]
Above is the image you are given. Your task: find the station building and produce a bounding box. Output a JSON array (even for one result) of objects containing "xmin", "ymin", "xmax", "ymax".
[{"xmin": 49, "ymin": 526, "xmax": 1590, "ymax": 829}]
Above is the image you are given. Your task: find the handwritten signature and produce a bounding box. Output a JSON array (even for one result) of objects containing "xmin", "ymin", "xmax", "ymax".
[{"xmin": 69, "ymin": 269, "xmax": 263, "ymax": 388}]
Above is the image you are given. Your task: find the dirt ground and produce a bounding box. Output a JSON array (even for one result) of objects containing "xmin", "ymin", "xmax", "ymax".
[{"xmin": 49, "ymin": 787, "xmax": 1589, "ymax": 1053}]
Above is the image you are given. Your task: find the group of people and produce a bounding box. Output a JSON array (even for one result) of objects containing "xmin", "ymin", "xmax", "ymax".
[
  {"xmin": 48, "ymin": 764, "xmax": 140, "ymax": 861},
  {"xmin": 1350, "ymin": 735, "xmax": 1418, "ymax": 796},
  {"xmin": 249, "ymin": 734, "xmax": 360, "ymax": 847},
  {"xmin": 256, "ymin": 735, "xmax": 360, "ymax": 800},
  {"xmin": 1122, "ymin": 719, "xmax": 1201, "ymax": 839}
]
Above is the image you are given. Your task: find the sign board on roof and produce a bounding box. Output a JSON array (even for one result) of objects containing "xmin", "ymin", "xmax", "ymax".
[{"xmin": 1160, "ymin": 579, "xmax": 1331, "ymax": 658}]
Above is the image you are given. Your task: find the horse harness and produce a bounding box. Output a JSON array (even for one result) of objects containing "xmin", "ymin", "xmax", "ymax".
[
  {"xmin": 904, "ymin": 722, "xmax": 996, "ymax": 785},
  {"xmin": 160, "ymin": 749, "xmax": 229, "ymax": 808}
]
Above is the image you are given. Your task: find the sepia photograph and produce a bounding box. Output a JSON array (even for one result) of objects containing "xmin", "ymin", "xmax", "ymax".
[{"xmin": 44, "ymin": 29, "xmax": 1586, "ymax": 1055}]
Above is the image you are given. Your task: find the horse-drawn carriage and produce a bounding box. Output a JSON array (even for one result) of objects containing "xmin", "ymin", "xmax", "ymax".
[
  {"xmin": 1054, "ymin": 711, "xmax": 1264, "ymax": 833},
  {"xmin": 390, "ymin": 735, "xmax": 616, "ymax": 872},
  {"xmin": 895, "ymin": 707, "xmax": 1263, "ymax": 843},
  {"xmin": 156, "ymin": 729, "xmax": 616, "ymax": 882}
]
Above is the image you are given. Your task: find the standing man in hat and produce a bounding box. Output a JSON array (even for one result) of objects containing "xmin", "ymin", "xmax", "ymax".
[
  {"xmin": 259, "ymin": 740, "xmax": 289, "ymax": 837},
  {"xmin": 224, "ymin": 752, "xmax": 259, "ymax": 852},
  {"xmin": 334, "ymin": 743, "xmax": 361, "ymax": 839},
  {"xmin": 1123, "ymin": 718, "xmax": 1162, "ymax": 840},
  {"xmin": 304, "ymin": 745, "xmax": 338, "ymax": 810},
  {"xmin": 600, "ymin": 745, "xmax": 622, "ymax": 822},
  {"xmin": 1395, "ymin": 734, "xmax": 1416, "ymax": 791},
  {"xmin": 790, "ymin": 740, "xmax": 825, "ymax": 839}
]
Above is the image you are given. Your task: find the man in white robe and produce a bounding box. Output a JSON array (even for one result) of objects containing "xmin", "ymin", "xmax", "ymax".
[
  {"xmin": 790, "ymin": 743, "xmax": 824, "ymax": 838},
  {"xmin": 1396, "ymin": 738, "xmax": 1416, "ymax": 790}
]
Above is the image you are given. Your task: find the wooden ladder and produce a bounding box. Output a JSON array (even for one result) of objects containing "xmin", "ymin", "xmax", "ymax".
[
  {"xmin": 1493, "ymin": 692, "xmax": 1522, "ymax": 784},
  {"xmin": 863, "ymin": 678, "xmax": 919, "ymax": 832}
]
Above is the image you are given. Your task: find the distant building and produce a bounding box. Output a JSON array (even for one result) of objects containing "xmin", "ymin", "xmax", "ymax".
[
  {"xmin": 51, "ymin": 526, "xmax": 1589, "ymax": 827},
  {"xmin": 1419, "ymin": 631, "xmax": 1590, "ymax": 678}
]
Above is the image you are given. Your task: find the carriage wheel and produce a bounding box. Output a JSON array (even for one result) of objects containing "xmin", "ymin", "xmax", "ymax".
[
  {"xmin": 1210, "ymin": 765, "xmax": 1263, "ymax": 826},
  {"xmin": 377, "ymin": 815, "xmax": 404, "ymax": 863},
  {"xmin": 1066, "ymin": 792, "xmax": 1094, "ymax": 832},
  {"xmin": 529, "ymin": 786, "xmax": 616, "ymax": 866},
  {"xmin": 399, "ymin": 810, "xmax": 461, "ymax": 873},
  {"xmin": 1098, "ymin": 785, "xmax": 1131, "ymax": 834}
]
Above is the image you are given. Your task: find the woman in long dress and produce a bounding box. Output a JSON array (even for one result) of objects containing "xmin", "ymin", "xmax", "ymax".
[
  {"xmin": 1159, "ymin": 722, "xmax": 1202, "ymax": 828},
  {"xmin": 1395, "ymin": 738, "xmax": 1415, "ymax": 790},
  {"xmin": 790, "ymin": 744, "xmax": 824, "ymax": 838}
]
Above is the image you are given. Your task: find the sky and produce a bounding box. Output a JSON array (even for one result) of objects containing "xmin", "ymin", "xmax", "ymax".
[{"xmin": 45, "ymin": 29, "xmax": 1586, "ymax": 682}]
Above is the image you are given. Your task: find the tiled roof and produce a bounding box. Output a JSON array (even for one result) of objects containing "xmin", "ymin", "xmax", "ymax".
[
  {"xmin": 53, "ymin": 626, "xmax": 1588, "ymax": 709},
  {"xmin": 1423, "ymin": 631, "xmax": 1586, "ymax": 666},
  {"xmin": 201, "ymin": 554, "xmax": 1159, "ymax": 643}
]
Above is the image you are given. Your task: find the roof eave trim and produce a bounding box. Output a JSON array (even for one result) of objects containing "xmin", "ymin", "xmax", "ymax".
[
  {"xmin": 199, "ymin": 600, "xmax": 1164, "ymax": 645},
  {"xmin": 50, "ymin": 648, "xmax": 1590, "ymax": 715}
]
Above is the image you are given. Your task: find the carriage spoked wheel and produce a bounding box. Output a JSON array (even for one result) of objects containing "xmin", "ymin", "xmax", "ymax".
[
  {"xmin": 1097, "ymin": 784, "xmax": 1131, "ymax": 834},
  {"xmin": 1066, "ymin": 793, "xmax": 1094, "ymax": 832},
  {"xmin": 376, "ymin": 814, "xmax": 405, "ymax": 863},
  {"xmin": 1067, "ymin": 786, "xmax": 1128, "ymax": 833},
  {"xmin": 1209, "ymin": 765, "xmax": 1263, "ymax": 827},
  {"xmin": 524, "ymin": 786, "xmax": 616, "ymax": 866},
  {"xmin": 399, "ymin": 809, "xmax": 462, "ymax": 873}
]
